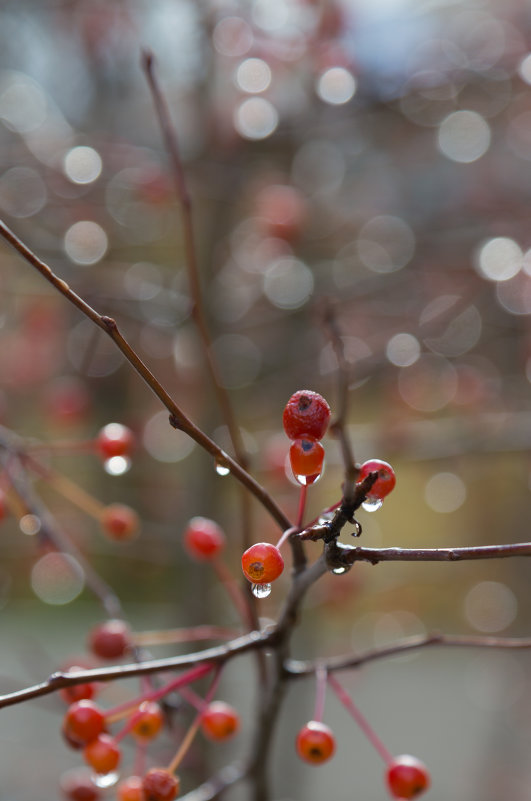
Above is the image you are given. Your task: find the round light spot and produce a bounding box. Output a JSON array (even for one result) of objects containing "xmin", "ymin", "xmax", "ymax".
[
  {"xmin": 235, "ymin": 58, "xmax": 272, "ymax": 94},
  {"xmin": 386, "ymin": 333, "xmax": 420, "ymax": 367},
  {"xmin": 398, "ymin": 354, "xmax": 457, "ymax": 412},
  {"xmin": 357, "ymin": 215, "xmax": 415, "ymax": 274},
  {"xmin": 496, "ymin": 273, "xmax": 531, "ymax": 316},
  {"xmin": 234, "ymin": 97, "xmax": 278, "ymax": 140},
  {"xmin": 518, "ymin": 53, "xmax": 531, "ymax": 84},
  {"xmin": 64, "ymin": 146, "xmax": 102, "ymax": 185},
  {"xmin": 424, "ymin": 472, "xmax": 467, "ymax": 513},
  {"xmin": 464, "ymin": 581, "xmax": 517, "ymax": 633},
  {"xmin": 19, "ymin": 514, "xmax": 41, "ymax": 536},
  {"xmin": 212, "ymin": 16, "xmax": 253, "ymax": 57},
  {"xmin": 64, "ymin": 221, "xmax": 108, "ymax": 265},
  {"xmin": 437, "ymin": 110, "xmax": 490, "ymax": 163},
  {"xmin": 103, "ymin": 456, "xmax": 131, "ymax": 476},
  {"xmin": 0, "ymin": 167, "xmax": 47, "ymax": 218},
  {"xmin": 316, "ymin": 67, "xmax": 356, "ymax": 105},
  {"xmin": 0, "ymin": 74, "xmax": 47, "ymax": 133},
  {"xmin": 31, "ymin": 553, "xmax": 85, "ymax": 605},
  {"xmin": 143, "ymin": 410, "xmax": 195, "ymax": 463},
  {"xmin": 475, "ymin": 237, "xmax": 522, "ymax": 282},
  {"xmin": 263, "ymin": 256, "xmax": 314, "ymax": 309}
]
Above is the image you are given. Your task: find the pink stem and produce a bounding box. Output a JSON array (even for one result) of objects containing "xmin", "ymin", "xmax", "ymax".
[
  {"xmin": 313, "ymin": 667, "xmax": 327, "ymax": 723},
  {"xmin": 275, "ymin": 526, "xmax": 297, "ymax": 550},
  {"xmin": 328, "ymin": 674, "xmax": 393, "ymax": 765},
  {"xmin": 296, "ymin": 484, "xmax": 308, "ymax": 528}
]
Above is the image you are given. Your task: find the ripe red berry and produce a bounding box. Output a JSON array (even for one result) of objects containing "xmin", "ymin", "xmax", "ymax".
[
  {"xmin": 63, "ymin": 700, "xmax": 106, "ymax": 745},
  {"xmin": 100, "ymin": 504, "xmax": 140, "ymax": 542},
  {"xmin": 96, "ymin": 423, "xmax": 135, "ymax": 460},
  {"xmin": 117, "ymin": 775, "xmax": 146, "ymax": 801},
  {"xmin": 289, "ymin": 437, "xmax": 325, "ymax": 483},
  {"xmin": 60, "ymin": 768, "xmax": 102, "ymax": 801},
  {"xmin": 183, "ymin": 517, "xmax": 226, "ymax": 561},
  {"xmin": 59, "ymin": 666, "xmax": 96, "ymax": 705},
  {"xmin": 142, "ymin": 768, "xmax": 180, "ymax": 801},
  {"xmin": 131, "ymin": 701, "xmax": 164, "ymax": 742},
  {"xmin": 241, "ymin": 542, "xmax": 284, "ymax": 584},
  {"xmin": 386, "ymin": 755, "xmax": 430, "ymax": 799},
  {"xmin": 283, "ymin": 390, "xmax": 331, "ymax": 441},
  {"xmin": 88, "ymin": 619, "xmax": 132, "ymax": 660},
  {"xmin": 296, "ymin": 721, "xmax": 336, "ymax": 764},
  {"xmin": 357, "ymin": 459, "xmax": 396, "ymax": 500},
  {"xmin": 83, "ymin": 733, "xmax": 121, "ymax": 774},
  {"xmin": 201, "ymin": 701, "xmax": 240, "ymax": 741}
]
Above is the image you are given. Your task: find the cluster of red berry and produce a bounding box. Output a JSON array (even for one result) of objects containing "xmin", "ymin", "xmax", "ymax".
[{"xmin": 283, "ymin": 390, "xmax": 331, "ymax": 485}]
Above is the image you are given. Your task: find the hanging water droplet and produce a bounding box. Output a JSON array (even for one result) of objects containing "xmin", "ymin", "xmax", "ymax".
[
  {"xmin": 362, "ymin": 497, "xmax": 383, "ymax": 512},
  {"xmin": 92, "ymin": 772, "xmax": 119, "ymax": 788},
  {"xmin": 318, "ymin": 511, "xmax": 335, "ymax": 525},
  {"xmin": 331, "ymin": 565, "xmax": 350, "ymax": 575},
  {"xmin": 252, "ymin": 582, "xmax": 272, "ymax": 599},
  {"xmin": 295, "ymin": 470, "xmax": 322, "ymax": 486},
  {"xmin": 215, "ymin": 452, "xmax": 231, "ymax": 476},
  {"xmin": 104, "ymin": 456, "xmax": 131, "ymax": 476}
]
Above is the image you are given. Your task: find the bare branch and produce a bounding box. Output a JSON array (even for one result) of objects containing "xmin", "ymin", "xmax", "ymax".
[{"xmin": 337, "ymin": 541, "xmax": 531, "ymax": 566}]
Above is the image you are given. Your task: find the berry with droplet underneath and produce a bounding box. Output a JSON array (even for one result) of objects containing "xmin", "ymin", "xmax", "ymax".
[
  {"xmin": 201, "ymin": 701, "xmax": 240, "ymax": 741},
  {"xmin": 131, "ymin": 701, "xmax": 164, "ymax": 742},
  {"xmin": 386, "ymin": 755, "xmax": 430, "ymax": 799},
  {"xmin": 289, "ymin": 437, "xmax": 325, "ymax": 480},
  {"xmin": 357, "ymin": 459, "xmax": 396, "ymax": 500},
  {"xmin": 88, "ymin": 619, "xmax": 132, "ymax": 660},
  {"xmin": 100, "ymin": 504, "xmax": 140, "ymax": 542},
  {"xmin": 183, "ymin": 517, "xmax": 226, "ymax": 561},
  {"xmin": 63, "ymin": 700, "xmax": 106, "ymax": 745},
  {"xmin": 83, "ymin": 733, "xmax": 121, "ymax": 774},
  {"xmin": 283, "ymin": 390, "xmax": 331, "ymax": 441},
  {"xmin": 96, "ymin": 423, "xmax": 135, "ymax": 460},
  {"xmin": 296, "ymin": 721, "xmax": 336, "ymax": 764},
  {"xmin": 117, "ymin": 776, "xmax": 145, "ymax": 801},
  {"xmin": 142, "ymin": 768, "xmax": 180, "ymax": 801},
  {"xmin": 241, "ymin": 542, "xmax": 284, "ymax": 584},
  {"xmin": 60, "ymin": 768, "xmax": 102, "ymax": 801}
]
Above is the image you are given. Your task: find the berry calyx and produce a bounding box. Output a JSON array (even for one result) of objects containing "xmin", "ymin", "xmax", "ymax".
[
  {"xmin": 96, "ymin": 423, "xmax": 135, "ymax": 460},
  {"xmin": 357, "ymin": 459, "xmax": 396, "ymax": 500},
  {"xmin": 63, "ymin": 700, "xmax": 106, "ymax": 745},
  {"xmin": 201, "ymin": 701, "xmax": 240, "ymax": 741},
  {"xmin": 142, "ymin": 768, "xmax": 180, "ymax": 801},
  {"xmin": 183, "ymin": 517, "xmax": 226, "ymax": 561},
  {"xmin": 88, "ymin": 619, "xmax": 132, "ymax": 660},
  {"xmin": 83, "ymin": 733, "xmax": 121, "ymax": 774},
  {"xmin": 117, "ymin": 776, "xmax": 146, "ymax": 801},
  {"xmin": 131, "ymin": 701, "xmax": 164, "ymax": 742},
  {"xmin": 241, "ymin": 542, "xmax": 284, "ymax": 584},
  {"xmin": 100, "ymin": 504, "xmax": 140, "ymax": 542},
  {"xmin": 296, "ymin": 720, "xmax": 336, "ymax": 764},
  {"xmin": 283, "ymin": 390, "xmax": 331, "ymax": 441},
  {"xmin": 386, "ymin": 755, "xmax": 430, "ymax": 799},
  {"xmin": 289, "ymin": 437, "xmax": 325, "ymax": 481}
]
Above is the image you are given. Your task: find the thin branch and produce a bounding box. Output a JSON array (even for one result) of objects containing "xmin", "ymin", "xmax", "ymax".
[{"xmin": 336, "ymin": 541, "xmax": 531, "ymax": 566}]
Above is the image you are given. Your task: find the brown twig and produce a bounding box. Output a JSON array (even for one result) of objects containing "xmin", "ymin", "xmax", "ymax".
[{"xmin": 329, "ymin": 541, "xmax": 531, "ymax": 568}]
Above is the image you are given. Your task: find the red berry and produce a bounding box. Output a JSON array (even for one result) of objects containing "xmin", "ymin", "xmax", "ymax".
[
  {"xmin": 386, "ymin": 755, "xmax": 430, "ymax": 799},
  {"xmin": 283, "ymin": 390, "xmax": 331, "ymax": 441},
  {"xmin": 88, "ymin": 619, "xmax": 132, "ymax": 660},
  {"xmin": 241, "ymin": 542, "xmax": 284, "ymax": 584},
  {"xmin": 96, "ymin": 423, "xmax": 135, "ymax": 460},
  {"xmin": 357, "ymin": 459, "xmax": 396, "ymax": 500},
  {"xmin": 142, "ymin": 769, "xmax": 180, "ymax": 801},
  {"xmin": 201, "ymin": 701, "xmax": 240, "ymax": 741},
  {"xmin": 131, "ymin": 701, "xmax": 164, "ymax": 742},
  {"xmin": 83, "ymin": 733, "xmax": 121, "ymax": 774},
  {"xmin": 63, "ymin": 700, "xmax": 106, "ymax": 745},
  {"xmin": 183, "ymin": 517, "xmax": 226, "ymax": 561},
  {"xmin": 59, "ymin": 666, "xmax": 96, "ymax": 705},
  {"xmin": 256, "ymin": 184, "xmax": 306, "ymax": 242},
  {"xmin": 289, "ymin": 437, "xmax": 325, "ymax": 482},
  {"xmin": 296, "ymin": 721, "xmax": 336, "ymax": 764},
  {"xmin": 60, "ymin": 768, "xmax": 102, "ymax": 801},
  {"xmin": 100, "ymin": 504, "xmax": 140, "ymax": 542},
  {"xmin": 117, "ymin": 776, "xmax": 146, "ymax": 801}
]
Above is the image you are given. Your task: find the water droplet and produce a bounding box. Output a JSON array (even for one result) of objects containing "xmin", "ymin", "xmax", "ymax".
[
  {"xmin": 295, "ymin": 470, "xmax": 322, "ymax": 486},
  {"xmin": 362, "ymin": 497, "xmax": 383, "ymax": 512},
  {"xmin": 252, "ymin": 582, "xmax": 272, "ymax": 598},
  {"xmin": 92, "ymin": 771, "xmax": 119, "ymax": 788},
  {"xmin": 215, "ymin": 453, "xmax": 231, "ymax": 476},
  {"xmin": 318, "ymin": 511, "xmax": 335, "ymax": 525},
  {"xmin": 331, "ymin": 565, "xmax": 350, "ymax": 575},
  {"xmin": 104, "ymin": 456, "xmax": 131, "ymax": 476}
]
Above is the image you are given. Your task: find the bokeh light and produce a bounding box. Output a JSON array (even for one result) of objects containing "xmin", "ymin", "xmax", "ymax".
[
  {"xmin": 64, "ymin": 221, "xmax": 108, "ymax": 265},
  {"xmin": 464, "ymin": 581, "xmax": 517, "ymax": 633},
  {"xmin": 31, "ymin": 553, "xmax": 85, "ymax": 605},
  {"xmin": 437, "ymin": 110, "xmax": 490, "ymax": 163}
]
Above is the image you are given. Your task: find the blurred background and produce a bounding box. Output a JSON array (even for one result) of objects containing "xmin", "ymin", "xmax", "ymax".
[{"xmin": 0, "ymin": 0, "xmax": 531, "ymax": 798}]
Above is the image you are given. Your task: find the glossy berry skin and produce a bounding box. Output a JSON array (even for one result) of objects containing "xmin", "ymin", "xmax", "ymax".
[
  {"xmin": 63, "ymin": 700, "xmax": 106, "ymax": 745},
  {"xmin": 131, "ymin": 701, "xmax": 164, "ymax": 741},
  {"xmin": 289, "ymin": 437, "xmax": 325, "ymax": 480},
  {"xmin": 117, "ymin": 776, "xmax": 146, "ymax": 801},
  {"xmin": 201, "ymin": 701, "xmax": 240, "ymax": 741},
  {"xmin": 357, "ymin": 459, "xmax": 396, "ymax": 500},
  {"xmin": 183, "ymin": 517, "xmax": 226, "ymax": 561},
  {"xmin": 386, "ymin": 755, "xmax": 430, "ymax": 798},
  {"xmin": 296, "ymin": 721, "xmax": 336, "ymax": 764},
  {"xmin": 60, "ymin": 675, "xmax": 96, "ymax": 705},
  {"xmin": 60, "ymin": 768, "xmax": 102, "ymax": 801},
  {"xmin": 100, "ymin": 504, "xmax": 140, "ymax": 542},
  {"xmin": 283, "ymin": 390, "xmax": 331, "ymax": 441},
  {"xmin": 88, "ymin": 619, "xmax": 132, "ymax": 660},
  {"xmin": 83, "ymin": 733, "xmax": 121, "ymax": 774},
  {"xmin": 96, "ymin": 423, "xmax": 135, "ymax": 460},
  {"xmin": 142, "ymin": 768, "xmax": 180, "ymax": 801},
  {"xmin": 241, "ymin": 542, "xmax": 284, "ymax": 584}
]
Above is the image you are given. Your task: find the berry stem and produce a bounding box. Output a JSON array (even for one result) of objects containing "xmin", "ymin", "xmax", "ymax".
[
  {"xmin": 296, "ymin": 485, "xmax": 308, "ymax": 529},
  {"xmin": 328, "ymin": 674, "xmax": 393, "ymax": 765},
  {"xmin": 275, "ymin": 526, "xmax": 297, "ymax": 551},
  {"xmin": 313, "ymin": 667, "xmax": 327, "ymax": 723}
]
